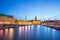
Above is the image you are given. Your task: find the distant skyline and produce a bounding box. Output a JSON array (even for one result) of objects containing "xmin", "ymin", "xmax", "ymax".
[{"xmin": 0, "ymin": 0, "xmax": 60, "ymax": 20}]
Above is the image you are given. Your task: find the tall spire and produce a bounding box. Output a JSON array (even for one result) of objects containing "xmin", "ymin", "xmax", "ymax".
[
  {"xmin": 25, "ymin": 16, "xmax": 27, "ymax": 21},
  {"xmin": 35, "ymin": 16, "xmax": 37, "ymax": 20}
]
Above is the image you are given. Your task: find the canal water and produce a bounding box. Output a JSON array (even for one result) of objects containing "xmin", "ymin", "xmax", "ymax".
[{"xmin": 0, "ymin": 25, "xmax": 60, "ymax": 40}]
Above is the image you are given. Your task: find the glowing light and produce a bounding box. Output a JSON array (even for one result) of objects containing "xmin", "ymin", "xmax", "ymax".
[
  {"xmin": 27, "ymin": 26, "xmax": 30, "ymax": 33},
  {"xmin": 53, "ymin": 29, "xmax": 55, "ymax": 32},
  {"xmin": 4, "ymin": 29, "xmax": 9, "ymax": 39},
  {"xmin": 25, "ymin": 26, "xmax": 28, "ymax": 32},
  {"xmin": 9, "ymin": 28, "xmax": 14, "ymax": 40},
  {"xmin": 37, "ymin": 25, "xmax": 40, "ymax": 30},
  {"xmin": 31, "ymin": 25, "xmax": 34, "ymax": 29},
  {"xmin": 52, "ymin": 29, "xmax": 56, "ymax": 40},
  {"xmin": 36, "ymin": 25, "xmax": 40, "ymax": 37},
  {"xmin": 19, "ymin": 26, "xmax": 22, "ymax": 35},
  {"xmin": 0, "ymin": 30, "xmax": 3, "ymax": 39}
]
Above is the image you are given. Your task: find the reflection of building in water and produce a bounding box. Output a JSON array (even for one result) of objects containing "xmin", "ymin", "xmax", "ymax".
[
  {"xmin": 19, "ymin": 26, "xmax": 24, "ymax": 36},
  {"xmin": 4, "ymin": 29, "xmax": 9, "ymax": 40},
  {"xmin": 0, "ymin": 14, "xmax": 15, "ymax": 24},
  {"xmin": 36, "ymin": 25, "xmax": 40, "ymax": 38},
  {"xmin": 15, "ymin": 16, "xmax": 42, "ymax": 25},
  {"xmin": 52, "ymin": 29, "xmax": 56, "ymax": 40},
  {"xmin": 9, "ymin": 28, "xmax": 14, "ymax": 40},
  {"xmin": 0, "ymin": 30, "xmax": 3, "ymax": 40}
]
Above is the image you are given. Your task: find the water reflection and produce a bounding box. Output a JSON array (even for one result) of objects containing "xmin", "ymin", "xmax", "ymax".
[
  {"xmin": 36, "ymin": 25, "xmax": 40, "ymax": 40},
  {"xmin": 52, "ymin": 29, "xmax": 56, "ymax": 40},
  {"xmin": 18, "ymin": 26, "xmax": 31, "ymax": 40},
  {"xmin": 0, "ymin": 30, "xmax": 3, "ymax": 40},
  {"xmin": 27, "ymin": 26, "xmax": 31, "ymax": 40},
  {"xmin": 0, "ymin": 25, "xmax": 60, "ymax": 40},
  {"xmin": 25, "ymin": 26, "xmax": 28, "ymax": 33},
  {"xmin": 44, "ymin": 27, "xmax": 48, "ymax": 40},
  {"xmin": 4, "ymin": 29, "xmax": 9, "ymax": 40},
  {"xmin": 37, "ymin": 25, "xmax": 40, "ymax": 35},
  {"xmin": 18, "ymin": 27, "xmax": 21, "ymax": 40},
  {"xmin": 18, "ymin": 26, "xmax": 24, "ymax": 36},
  {"xmin": 18, "ymin": 26, "xmax": 25, "ymax": 40},
  {"xmin": 28, "ymin": 26, "xmax": 30, "ymax": 32},
  {"xmin": 9, "ymin": 28, "xmax": 14, "ymax": 40},
  {"xmin": 30, "ymin": 25, "xmax": 34, "ymax": 30}
]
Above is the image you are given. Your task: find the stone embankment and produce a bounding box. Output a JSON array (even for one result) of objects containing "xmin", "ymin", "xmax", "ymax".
[{"xmin": 43, "ymin": 24, "xmax": 60, "ymax": 30}]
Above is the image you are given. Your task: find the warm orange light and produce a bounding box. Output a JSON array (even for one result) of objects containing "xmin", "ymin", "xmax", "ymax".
[{"xmin": 9, "ymin": 28, "xmax": 14, "ymax": 40}]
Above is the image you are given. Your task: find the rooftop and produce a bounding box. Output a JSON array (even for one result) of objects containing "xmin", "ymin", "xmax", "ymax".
[{"xmin": 0, "ymin": 14, "xmax": 13, "ymax": 18}]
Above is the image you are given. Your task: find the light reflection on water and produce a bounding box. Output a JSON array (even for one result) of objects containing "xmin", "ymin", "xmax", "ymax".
[
  {"xmin": 9, "ymin": 28, "xmax": 14, "ymax": 40},
  {"xmin": 25, "ymin": 26, "xmax": 28, "ymax": 33},
  {"xmin": 36, "ymin": 25, "xmax": 40, "ymax": 40},
  {"xmin": 4, "ymin": 29, "xmax": 9, "ymax": 40},
  {"xmin": 0, "ymin": 25, "xmax": 60, "ymax": 40},
  {"xmin": 0, "ymin": 30, "xmax": 3, "ymax": 40},
  {"xmin": 52, "ymin": 29, "xmax": 56, "ymax": 40},
  {"xmin": 36, "ymin": 25, "xmax": 40, "ymax": 36}
]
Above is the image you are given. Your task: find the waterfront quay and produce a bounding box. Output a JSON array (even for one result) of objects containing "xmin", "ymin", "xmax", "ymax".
[
  {"xmin": 0, "ymin": 24, "xmax": 41, "ymax": 30},
  {"xmin": 42, "ymin": 24, "xmax": 60, "ymax": 30},
  {"xmin": 0, "ymin": 14, "xmax": 60, "ymax": 30},
  {"xmin": 0, "ymin": 14, "xmax": 41, "ymax": 29},
  {"xmin": 42, "ymin": 20, "xmax": 60, "ymax": 30}
]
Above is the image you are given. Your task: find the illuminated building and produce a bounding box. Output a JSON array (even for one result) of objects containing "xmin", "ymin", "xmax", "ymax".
[
  {"xmin": 32, "ymin": 16, "xmax": 41, "ymax": 25},
  {"xmin": 0, "ymin": 14, "xmax": 41, "ymax": 25},
  {"xmin": 0, "ymin": 14, "xmax": 15, "ymax": 24},
  {"xmin": 15, "ymin": 16, "xmax": 42, "ymax": 25}
]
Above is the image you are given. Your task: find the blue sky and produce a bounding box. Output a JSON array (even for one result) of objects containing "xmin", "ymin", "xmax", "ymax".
[{"xmin": 0, "ymin": 0, "xmax": 60, "ymax": 20}]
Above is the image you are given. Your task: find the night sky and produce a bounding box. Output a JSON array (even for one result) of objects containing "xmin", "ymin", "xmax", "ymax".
[{"xmin": 0, "ymin": 0, "xmax": 60, "ymax": 20}]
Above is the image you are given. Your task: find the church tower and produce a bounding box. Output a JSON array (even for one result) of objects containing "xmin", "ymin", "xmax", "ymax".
[
  {"xmin": 24, "ymin": 16, "xmax": 27, "ymax": 21},
  {"xmin": 35, "ymin": 16, "xmax": 37, "ymax": 20}
]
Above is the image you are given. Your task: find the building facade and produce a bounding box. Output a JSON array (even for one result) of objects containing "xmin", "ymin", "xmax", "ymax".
[
  {"xmin": 15, "ymin": 16, "xmax": 42, "ymax": 25},
  {"xmin": 0, "ymin": 14, "xmax": 15, "ymax": 24},
  {"xmin": 15, "ymin": 20, "xmax": 41, "ymax": 25}
]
